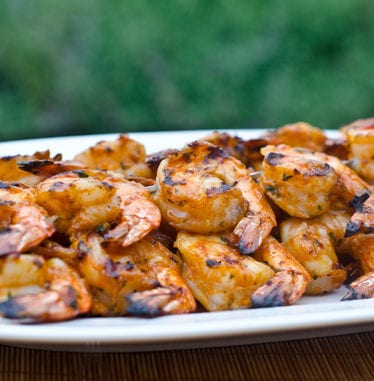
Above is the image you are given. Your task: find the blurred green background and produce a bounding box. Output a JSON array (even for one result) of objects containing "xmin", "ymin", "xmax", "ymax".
[{"xmin": 1, "ymin": 0, "xmax": 373, "ymax": 141}]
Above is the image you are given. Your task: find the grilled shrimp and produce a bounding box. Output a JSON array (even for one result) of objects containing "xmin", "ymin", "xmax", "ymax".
[
  {"xmin": 261, "ymin": 122, "xmax": 327, "ymax": 152},
  {"xmin": 75, "ymin": 233, "xmax": 196, "ymax": 317},
  {"xmin": 261, "ymin": 145, "xmax": 338, "ymax": 218},
  {"xmin": 338, "ymin": 233, "xmax": 374, "ymax": 300},
  {"xmin": 261, "ymin": 144, "xmax": 371, "ymax": 211},
  {"xmin": 0, "ymin": 150, "xmax": 59, "ymax": 187},
  {"xmin": 251, "ymin": 236, "xmax": 311, "ymax": 307},
  {"xmin": 0, "ymin": 255, "xmax": 92, "ymax": 322},
  {"xmin": 341, "ymin": 118, "xmax": 374, "ymax": 184},
  {"xmin": 74, "ymin": 134, "xmax": 152, "ymax": 178},
  {"xmin": 280, "ymin": 210, "xmax": 350, "ymax": 294},
  {"xmin": 155, "ymin": 141, "xmax": 276, "ymax": 254},
  {"xmin": 35, "ymin": 170, "xmax": 161, "ymax": 246},
  {"xmin": 174, "ymin": 232, "xmax": 274, "ymax": 311},
  {"xmin": 0, "ymin": 182, "xmax": 55, "ymax": 256}
]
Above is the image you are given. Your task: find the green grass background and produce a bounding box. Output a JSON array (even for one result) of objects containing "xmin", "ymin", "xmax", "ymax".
[{"xmin": 1, "ymin": 0, "xmax": 373, "ymax": 140}]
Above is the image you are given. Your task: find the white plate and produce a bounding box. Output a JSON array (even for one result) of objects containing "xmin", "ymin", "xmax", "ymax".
[{"xmin": 0, "ymin": 130, "xmax": 373, "ymax": 352}]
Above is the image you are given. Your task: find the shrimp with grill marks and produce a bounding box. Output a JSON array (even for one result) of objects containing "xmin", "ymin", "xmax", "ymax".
[
  {"xmin": 0, "ymin": 182, "xmax": 54, "ymax": 256},
  {"xmin": 338, "ymin": 234, "xmax": 374, "ymax": 300},
  {"xmin": 174, "ymin": 231, "xmax": 274, "ymax": 311},
  {"xmin": 341, "ymin": 118, "xmax": 374, "ymax": 184},
  {"xmin": 280, "ymin": 210, "xmax": 350, "ymax": 295},
  {"xmin": 251, "ymin": 235, "xmax": 311, "ymax": 307},
  {"xmin": 74, "ymin": 134, "xmax": 152, "ymax": 178},
  {"xmin": 155, "ymin": 141, "xmax": 276, "ymax": 254},
  {"xmin": 74, "ymin": 233, "xmax": 196, "ymax": 317},
  {"xmin": 0, "ymin": 255, "xmax": 92, "ymax": 322},
  {"xmin": 261, "ymin": 145, "xmax": 338, "ymax": 218},
  {"xmin": 35, "ymin": 169, "xmax": 161, "ymax": 246}
]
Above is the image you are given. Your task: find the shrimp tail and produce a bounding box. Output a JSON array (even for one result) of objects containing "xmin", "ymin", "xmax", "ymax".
[
  {"xmin": 341, "ymin": 273, "xmax": 374, "ymax": 300},
  {"xmin": 229, "ymin": 215, "xmax": 273, "ymax": 255},
  {"xmin": 0, "ymin": 221, "xmax": 54, "ymax": 256},
  {"xmin": 251, "ymin": 272, "xmax": 307, "ymax": 307},
  {"xmin": 0, "ymin": 290, "xmax": 78, "ymax": 323},
  {"xmin": 126, "ymin": 286, "xmax": 183, "ymax": 317}
]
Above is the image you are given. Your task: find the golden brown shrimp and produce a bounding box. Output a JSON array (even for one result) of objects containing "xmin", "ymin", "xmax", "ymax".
[
  {"xmin": 341, "ymin": 118, "xmax": 374, "ymax": 184},
  {"xmin": 280, "ymin": 210, "xmax": 350, "ymax": 294},
  {"xmin": 200, "ymin": 131, "xmax": 254, "ymax": 167},
  {"xmin": 251, "ymin": 235, "xmax": 311, "ymax": 307},
  {"xmin": 338, "ymin": 234, "xmax": 374, "ymax": 300},
  {"xmin": 261, "ymin": 122, "xmax": 327, "ymax": 152},
  {"xmin": 261, "ymin": 145, "xmax": 338, "ymax": 218},
  {"xmin": 74, "ymin": 233, "xmax": 196, "ymax": 317},
  {"xmin": 0, "ymin": 150, "xmax": 56, "ymax": 186},
  {"xmin": 155, "ymin": 141, "xmax": 276, "ymax": 254},
  {"xmin": 0, "ymin": 182, "xmax": 55, "ymax": 256},
  {"xmin": 0, "ymin": 255, "xmax": 92, "ymax": 322},
  {"xmin": 35, "ymin": 170, "xmax": 161, "ymax": 246},
  {"xmin": 174, "ymin": 232, "xmax": 274, "ymax": 311},
  {"xmin": 345, "ymin": 192, "xmax": 374, "ymax": 236},
  {"xmin": 262, "ymin": 144, "xmax": 371, "ymax": 210},
  {"xmin": 74, "ymin": 134, "xmax": 152, "ymax": 178}
]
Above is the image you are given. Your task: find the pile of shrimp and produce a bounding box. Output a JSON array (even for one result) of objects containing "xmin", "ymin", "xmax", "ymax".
[{"xmin": 0, "ymin": 120, "xmax": 373, "ymax": 323}]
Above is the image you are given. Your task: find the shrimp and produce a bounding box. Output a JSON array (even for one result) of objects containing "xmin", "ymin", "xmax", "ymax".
[
  {"xmin": 0, "ymin": 150, "xmax": 56, "ymax": 187},
  {"xmin": 261, "ymin": 122, "xmax": 328, "ymax": 152},
  {"xmin": 261, "ymin": 145, "xmax": 338, "ymax": 218},
  {"xmin": 35, "ymin": 170, "xmax": 161, "ymax": 246},
  {"xmin": 251, "ymin": 236, "xmax": 311, "ymax": 307},
  {"xmin": 200, "ymin": 131, "xmax": 254, "ymax": 167},
  {"xmin": 74, "ymin": 134, "xmax": 152, "ymax": 178},
  {"xmin": 0, "ymin": 255, "xmax": 92, "ymax": 322},
  {"xmin": 155, "ymin": 141, "xmax": 276, "ymax": 254},
  {"xmin": 338, "ymin": 234, "xmax": 374, "ymax": 300},
  {"xmin": 341, "ymin": 118, "xmax": 374, "ymax": 183},
  {"xmin": 0, "ymin": 182, "xmax": 55, "ymax": 256},
  {"xmin": 174, "ymin": 231, "xmax": 274, "ymax": 311},
  {"xmin": 345, "ymin": 192, "xmax": 374, "ymax": 236},
  {"xmin": 261, "ymin": 144, "xmax": 371, "ymax": 212},
  {"xmin": 74, "ymin": 233, "xmax": 196, "ymax": 317},
  {"xmin": 280, "ymin": 210, "xmax": 350, "ymax": 294}
]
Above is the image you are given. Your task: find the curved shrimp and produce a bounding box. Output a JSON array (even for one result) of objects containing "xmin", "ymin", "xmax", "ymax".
[
  {"xmin": 74, "ymin": 233, "xmax": 196, "ymax": 317},
  {"xmin": 261, "ymin": 145, "xmax": 338, "ymax": 218},
  {"xmin": 341, "ymin": 118, "xmax": 374, "ymax": 184},
  {"xmin": 74, "ymin": 134, "xmax": 152, "ymax": 178},
  {"xmin": 174, "ymin": 231, "xmax": 274, "ymax": 311},
  {"xmin": 35, "ymin": 170, "xmax": 161, "ymax": 246},
  {"xmin": 155, "ymin": 141, "xmax": 276, "ymax": 254},
  {"xmin": 0, "ymin": 150, "xmax": 57, "ymax": 187},
  {"xmin": 280, "ymin": 210, "xmax": 350, "ymax": 295},
  {"xmin": 338, "ymin": 234, "xmax": 374, "ymax": 300},
  {"xmin": 0, "ymin": 255, "xmax": 92, "ymax": 322},
  {"xmin": 251, "ymin": 235, "xmax": 311, "ymax": 307},
  {"xmin": 0, "ymin": 182, "xmax": 55, "ymax": 256},
  {"xmin": 261, "ymin": 144, "xmax": 371, "ymax": 211}
]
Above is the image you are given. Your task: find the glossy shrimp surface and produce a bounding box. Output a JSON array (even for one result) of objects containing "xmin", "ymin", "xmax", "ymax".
[
  {"xmin": 0, "ymin": 255, "xmax": 92, "ymax": 322},
  {"xmin": 75, "ymin": 233, "xmax": 196, "ymax": 317},
  {"xmin": 0, "ymin": 182, "xmax": 55, "ymax": 256},
  {"xmin": 341, "ymin": 118, "xmax": 374, "ymax": 183},
  {"xmin": 174, "ymin": 232, "xmax": 274, "ymax": 311},
  {"xmin": 280, "ymin": 210, "xmax": 350, "ymax": 294},
  {"xmin": 261, "ymin": 145, "xmax": 338, "ymax": 218},
  {"xmin": 155, "ymin": 141, "xmax": 276, "ymax": 254},
  {"xmin": 251, "ymin": 236, "xmax": 311, "ymax": 307},
  {"xmin": 0, "ymin": 150, "xmax": 54, "ymax": 187},
  {"xmin": 338, "ymin": 234, "xmax": 374, "ymax": 300},
  {"xmin": 35, "ymin": 170, "xmax": 161, "ymax": 246}
]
